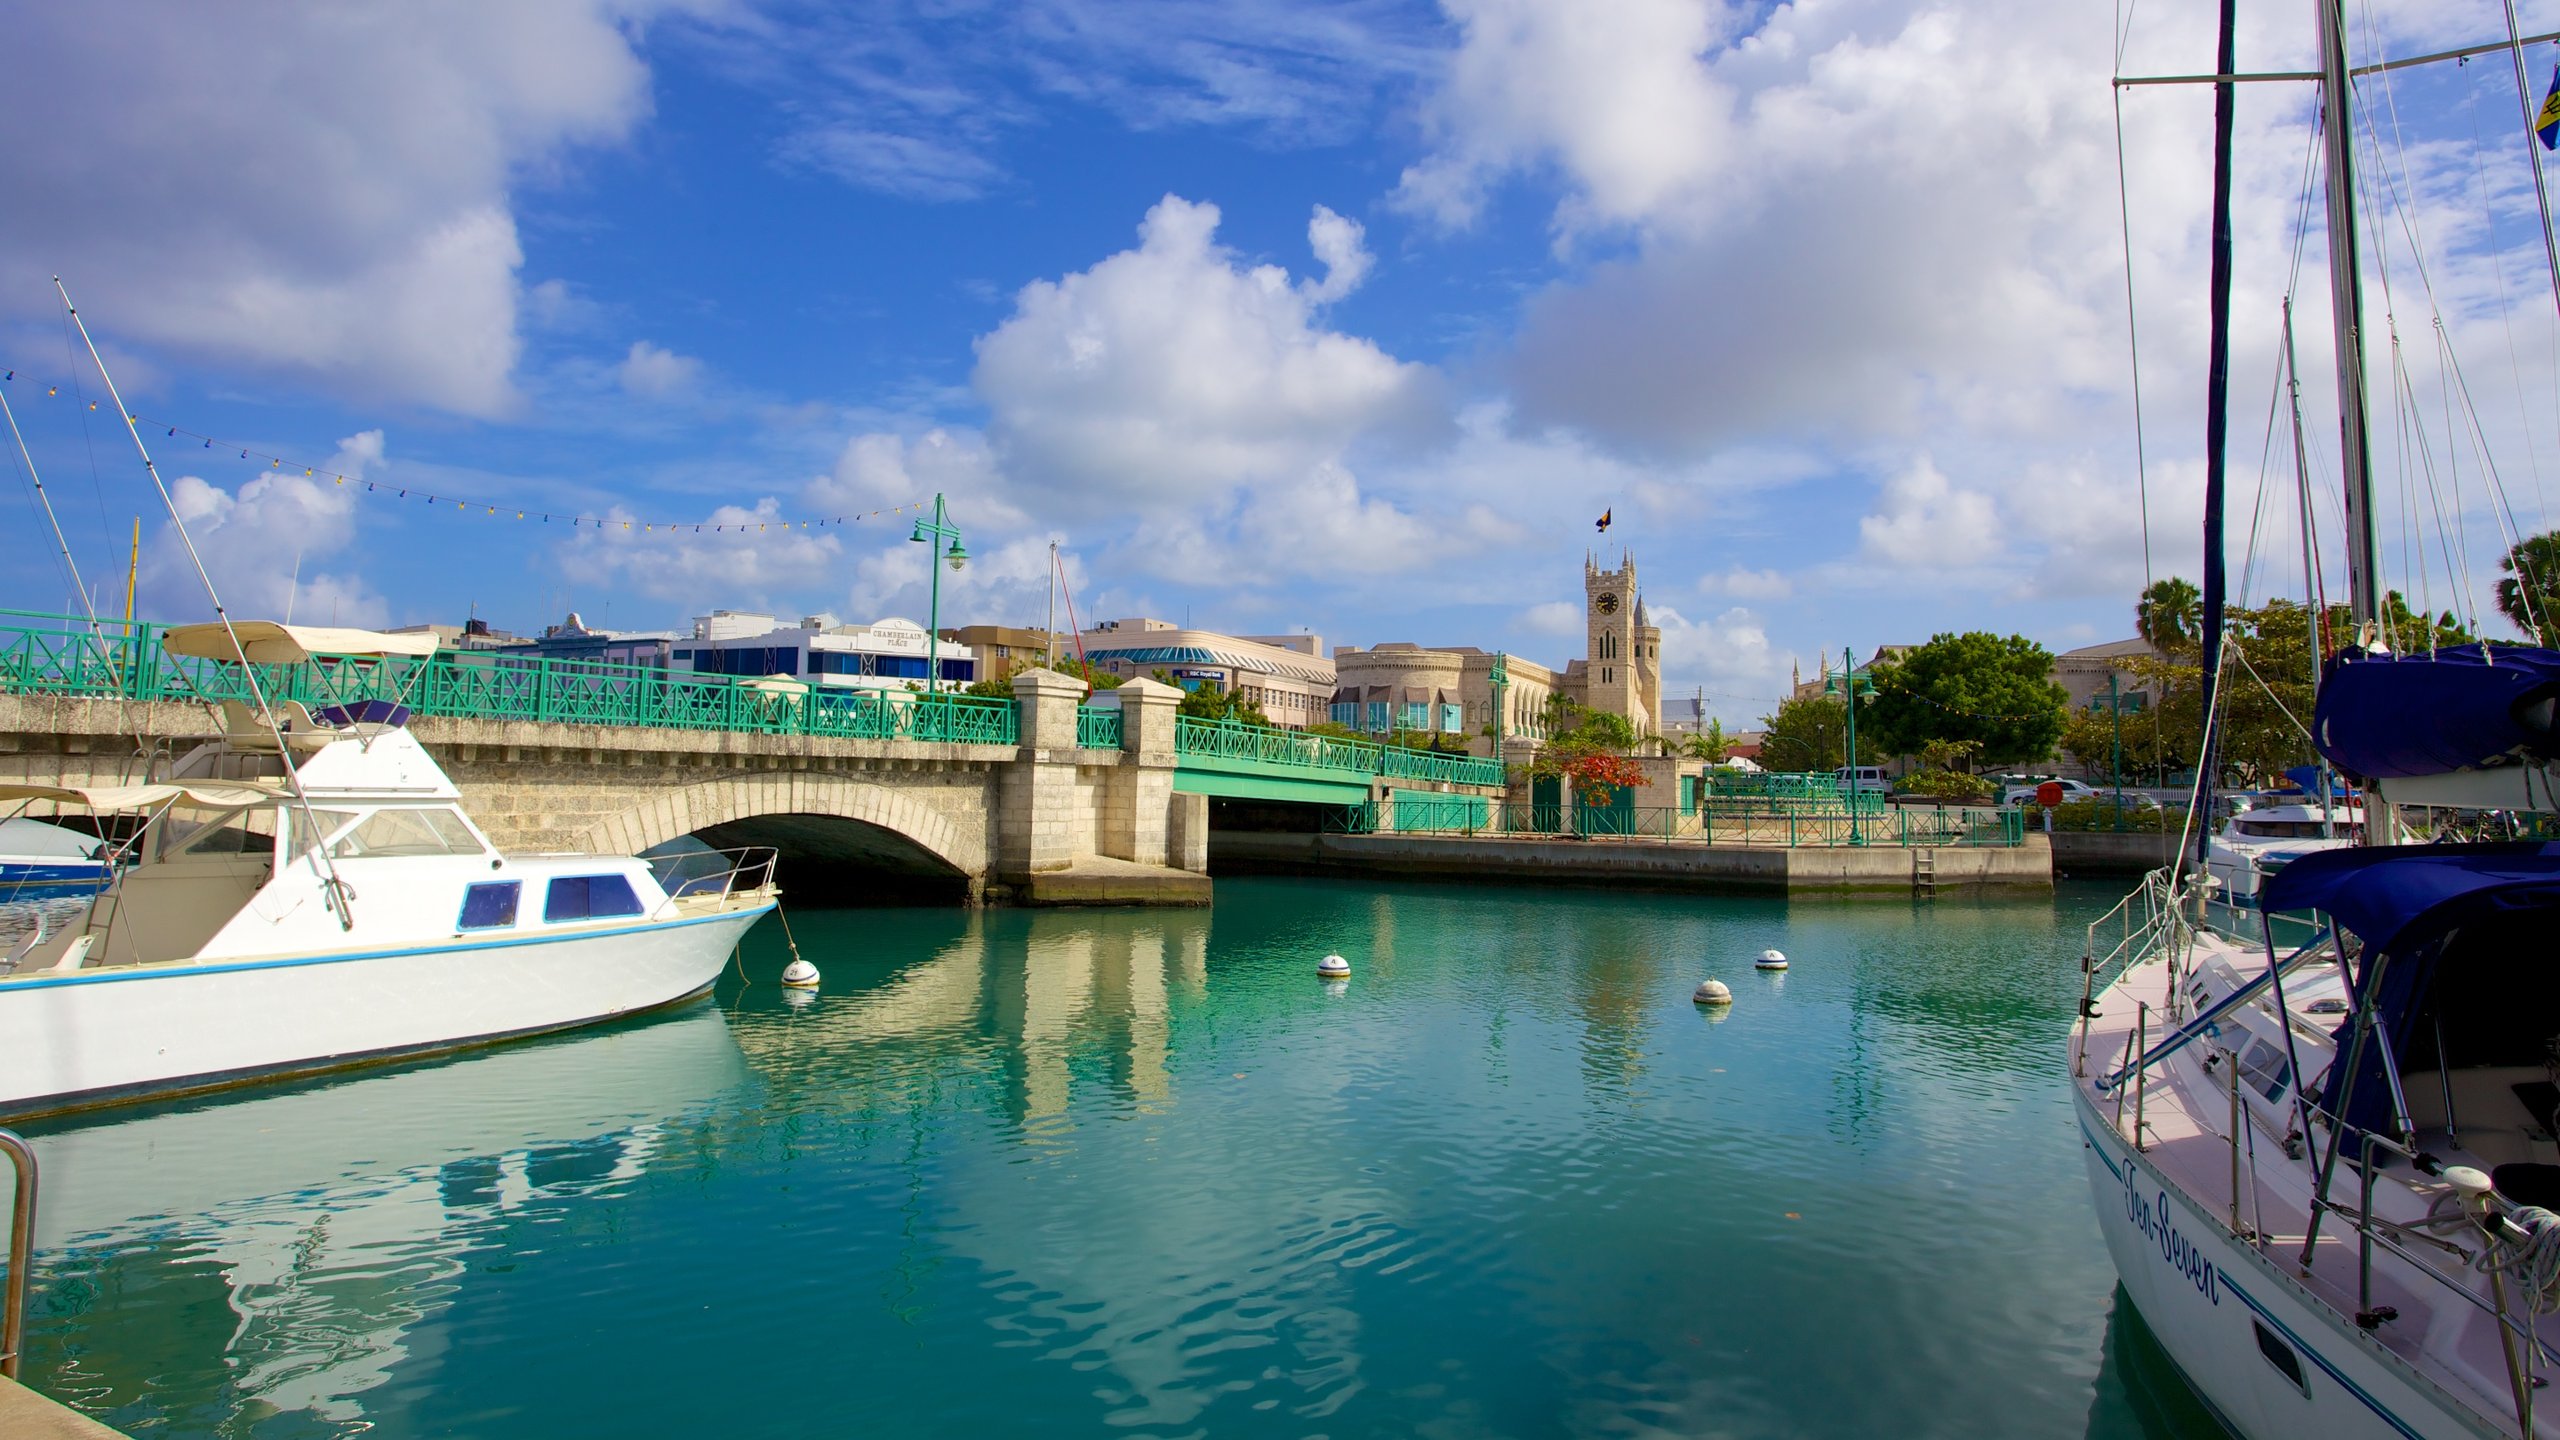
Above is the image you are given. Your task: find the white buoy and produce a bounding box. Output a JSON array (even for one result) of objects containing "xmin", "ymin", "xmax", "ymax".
[
  {"xmin": 1754, "ymin": 949, "xmax": 1789, "ymax": 971},
  {"xmin": 781, "ymin": 957, "xmax": 821, "ymax": 989},
  {"xmin": 1693, "ymin": 979, "xmax": 1733, "ymax": 1006},
  {"xmin": 1318, "ymin": 954, "xmax": 1351, "ymax": 980}
]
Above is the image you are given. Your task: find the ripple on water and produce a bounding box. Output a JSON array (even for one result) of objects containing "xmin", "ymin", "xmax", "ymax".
[{"xmin": 12, "ymin": 878, "xmax": 2201, "ymax": 1440}]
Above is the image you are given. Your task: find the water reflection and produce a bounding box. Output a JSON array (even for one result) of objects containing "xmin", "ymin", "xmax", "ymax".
[{"xmin": 19, "ymin": 1006, "xmax": 748, "ymax": 1434}]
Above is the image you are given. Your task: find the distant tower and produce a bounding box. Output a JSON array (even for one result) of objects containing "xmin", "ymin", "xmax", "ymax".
[{"xmin": 1584, "ymin": 551, "xmax": 1660, "ymax": 734}]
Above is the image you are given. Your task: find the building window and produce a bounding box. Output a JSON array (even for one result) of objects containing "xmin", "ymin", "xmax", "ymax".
[{"xmin": 1440, "ymin": 704, "xmax": 1463, "ymax": 733}]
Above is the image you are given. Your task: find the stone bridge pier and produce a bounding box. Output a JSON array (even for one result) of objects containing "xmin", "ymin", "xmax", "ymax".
[{"xmin": 0, "ymin": 670, "xmax": 1208, "ymax": 907}]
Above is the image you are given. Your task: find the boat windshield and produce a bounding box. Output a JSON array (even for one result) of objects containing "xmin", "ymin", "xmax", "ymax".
[
  {"xmin": 163, "ymin": 806, "xmax": 269, "ymax": 857},
  {"xmin": 328, "ymin": 807, "xmax": 485, "ymax": 859}
]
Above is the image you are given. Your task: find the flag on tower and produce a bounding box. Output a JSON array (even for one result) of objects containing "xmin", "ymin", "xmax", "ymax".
[
  {"xmin": 2539, "ymin": 65, "xmax": 2560, "ymax": 150},
  {"xmin": 1594, "ymin": 509, "xmax": 1612, "ymax": 533}
]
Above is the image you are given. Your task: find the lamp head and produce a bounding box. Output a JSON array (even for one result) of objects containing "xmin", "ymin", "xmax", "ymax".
[{"xmin": 945, "ymin": 538, "xmax": 968, "ymax": 572}]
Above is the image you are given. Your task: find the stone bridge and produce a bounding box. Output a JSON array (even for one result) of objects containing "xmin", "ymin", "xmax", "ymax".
[{"xmin": 0, "ymin": 670, "xmax": 1219, "ymax": 906}]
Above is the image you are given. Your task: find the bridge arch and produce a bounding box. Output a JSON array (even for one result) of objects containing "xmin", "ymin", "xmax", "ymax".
[{"xmin": 577, "ymin": 776, "xmax": 988, "ymax": 884}]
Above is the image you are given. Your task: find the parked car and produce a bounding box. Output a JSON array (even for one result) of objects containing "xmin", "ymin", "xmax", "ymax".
[
  {"xmin": 1835, "ymin": 765, "xmax": 1890, "ymax": 797},
  {"xmin": 2000, "ymin": 777, "xmax": 2102, "ymax": 807}
]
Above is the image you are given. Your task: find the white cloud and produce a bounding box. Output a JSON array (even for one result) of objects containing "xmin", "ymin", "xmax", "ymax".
[
  {"xmin": 1705, "ymin": 567, "xmax": 1791, "ymax": 600},
  {"xmin": 1516, "ymin": 599, "xmax": 1581, "ymax": 635},
  {"xmin": 141, "ymin": 431, "xmax": 392, "ymax": 626},
  {"xmin": 617, "ymin": 341, "xmax": 705, "ymax": 399},
  {"xmin": 1300, "ymin": 204, "xmax": 1375, "ymax": 304},
  {"xmin": 1857, "ymin": 457, "xmax": 1999, "ymax": 571},
  {"xmin": 0, "ymin": 4, "xmax": 666, "ymax": 416},
  {"xmin": 1648, "ymin": 601, "xmax": 1787, "ymax": 724},
  {"xmin": 972, "ymin": 194, "xmax": 1436, "ymax": 505},
  {"xmin": 557, "ymin": 497, "xmax": 844, "ymax": 608}
]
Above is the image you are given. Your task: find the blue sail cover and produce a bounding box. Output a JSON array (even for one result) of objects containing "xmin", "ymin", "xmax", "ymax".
[
  {"xmin": 2313, "ymin": 645, "xmax": 2560, "ymax": 781},
  {"xmin": 2262, "ymin": 843, "xmax": 2560, "ymax": 1138}
]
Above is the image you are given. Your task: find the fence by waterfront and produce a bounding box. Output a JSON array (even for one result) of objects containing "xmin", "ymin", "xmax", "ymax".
[
  {"xmin": 0, "ymin": 610, "xmax": 1501, "ymax": 785},
  {"xmin": 1327, "ymin": 797, "xmax": 2025, "ymax": 848}
]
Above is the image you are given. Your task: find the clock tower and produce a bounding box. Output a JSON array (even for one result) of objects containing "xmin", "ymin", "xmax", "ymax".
[{"xmin": 1584, "ymin": 551, "xmax": 1660, "ymax": 735}]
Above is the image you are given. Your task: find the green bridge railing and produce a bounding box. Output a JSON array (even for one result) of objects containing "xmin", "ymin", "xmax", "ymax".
[{"xmin": 0, "ymin": 611, "xmax": 1508, "ymax": 786}]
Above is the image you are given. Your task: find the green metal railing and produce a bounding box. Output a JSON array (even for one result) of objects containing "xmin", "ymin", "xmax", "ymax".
[
  {"xmin": 1077, "ymin": 705, "xmax": 1122, "ymax": 750},
  {"xmin": 0, "ymin": 609, "xmax": 1021, "ymax": 747},
  {"xmin": 1328, "ymin": 796, "xmax": 2024, "ymax": 847},
  {"xmin": 1173, "ymin": 715, "xmax": 1505, "ymax": 787},
  {"xmin": 1378, "ymin": 744, "xmax": 1505, "ymax": 788},
  {"xmin": 1390, "ymin": 790, "xmax": 1489, "ymax": 833}
]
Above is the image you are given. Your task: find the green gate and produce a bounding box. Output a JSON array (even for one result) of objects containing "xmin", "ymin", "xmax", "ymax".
[
  {"xmin": 1529, "ymin": 775, "xmax": 1564, "ymax": 833},
  {"xmin": 1575, "ymin": 783, "xmax": 1635, "ymax": 835}
]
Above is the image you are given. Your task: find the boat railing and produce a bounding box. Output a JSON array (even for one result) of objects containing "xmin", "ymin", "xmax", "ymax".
[
  {"xmin": 2075, "ymin": 866, "xmax": 2192, "ymax": 1075},
  {"xmin": 2334, "ymin": 1128, "xmax": 2560, "ymax": 1435},
  {"xmin": 652, "ymin": 846, "xmax": 781, "ymax": 910},
  {"xmin": 0, "ymin": 1128, "xmax": 33, "ymax": 1381}
]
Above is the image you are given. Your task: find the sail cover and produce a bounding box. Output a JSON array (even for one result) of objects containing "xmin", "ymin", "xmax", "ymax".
[
  {"xmin": 2313, "ymin": 645, "xmax": 2560, "ymax": 780},
  {"xmin": 2261, "ymin": 841, "xmax": 2560, "ymax": 956}
]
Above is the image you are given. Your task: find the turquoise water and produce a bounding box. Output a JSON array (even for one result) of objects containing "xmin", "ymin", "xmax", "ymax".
[{"xmin": 9, "ymin": 878, "xmax": 2226, "ymax": 1438}]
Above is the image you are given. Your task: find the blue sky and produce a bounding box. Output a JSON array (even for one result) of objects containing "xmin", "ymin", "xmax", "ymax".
[{"xmin": 5, "ymin": 0, "xmax": 2559, "ymax": 723}]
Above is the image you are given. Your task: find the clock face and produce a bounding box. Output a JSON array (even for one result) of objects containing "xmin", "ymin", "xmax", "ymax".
[{"xmin": 1596, "ymin": 592, "xmax": 1621, "ymax": 615}]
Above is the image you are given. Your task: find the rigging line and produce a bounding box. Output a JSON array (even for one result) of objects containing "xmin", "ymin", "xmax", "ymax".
[
  {"xmin": 2113, "ymin": 85, "xmax": 2156, "ymax": 586},
  {"xmin": 54, "ymin": 277, "xmax": 361, "ymax": 933},
  {"xmin": 2429, "ymin": 321, "xmax": 2483, "ymax": 635},
  {"xmin": 2231, "ymin": 641, "xmax": 2315, "ymax": 746},
  {"xmin": 54, "ymin": 308, "xmax": 116, "ymax": 557},
  {"xmin": 2498, "ymin": 0, "xmax": 2560, "ymax": 322},
  {"xmin": 2440, "ymin": 322, "xmax": 2546, "ymax": 635},
  {"xmin": 2464, "ymin": 65, "xmax": 2555, "ymax": 536},
  {"xmin": 0, "ymin": 382, "xmax": 109, "ymax": 665}
]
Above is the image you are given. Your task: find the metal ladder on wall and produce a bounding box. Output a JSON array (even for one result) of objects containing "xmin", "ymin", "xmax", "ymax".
[
  {"xmin": 1913, "ymin": 848, "xmax": 1938, "ymax": 899},
  {"xmin": 0, "ymin": 1129, "xmax": 35, "ymax": 1381}
]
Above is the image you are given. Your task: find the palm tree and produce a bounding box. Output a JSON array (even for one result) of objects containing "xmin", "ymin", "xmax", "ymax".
[
  {"xmin": 1680, "ymin": 720, "xmax": 1729, "ymax": 763},
  {"xmin": 2497, "ymin": 531, "xmax": 2560, "ymax": 647},
  {"xmin": 2136, "ymin": 577, "xmax": 2202, "ymax": 654}
]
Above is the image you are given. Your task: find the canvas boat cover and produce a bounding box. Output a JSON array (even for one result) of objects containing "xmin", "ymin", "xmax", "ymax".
[
  {"xmin": 161, "ymin": 621, "xmax": 442, "ymax": 665},
  {"xmin": 2313, "ymin": 645, "xmax": 2560, "ymax": 781},
  {"xmin": 0, "ymin": 780, "xmax": 286, "ymax": 813}
]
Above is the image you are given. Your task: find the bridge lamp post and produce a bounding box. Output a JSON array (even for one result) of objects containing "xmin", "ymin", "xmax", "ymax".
[
  {"xmin": 1823, "ymin": 646, "xmax": 1877, "ymax": 847},
  {"xmin": 910, "ymin": 493, "xmax": 967, "ymax": 697}
]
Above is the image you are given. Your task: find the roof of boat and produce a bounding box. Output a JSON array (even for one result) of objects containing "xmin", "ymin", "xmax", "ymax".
[
  {"xmin": 0, "ymin": 779, "xmax": 286, "ymax": 813},
  {"xmin": 162, "ymin": 621, "xmax": 442, "ymax": 664},
  {"xmin": 2261, "ymin": 841, "xmax": 2560, "ymax": 955}
]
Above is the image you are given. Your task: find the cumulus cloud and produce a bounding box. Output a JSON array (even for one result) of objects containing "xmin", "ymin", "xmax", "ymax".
[
  {"xmin": 972, "ymin": 194, "xmax": 1436, "ymax": 505},
  {"xmin": 617, "ymin": 341, "xmax": 704, "ymax": 398},
  {"xmin": 557, "ymin": 497, "xmax": 844, "ymax": 608},
  {"xmin": 1856, "ymin": 457, "xmax": 2000, "ymax": 572},
  {"xmin": 1299, "ymin": 205, "xmax": 1375, "ymax": 304},
  {"xmin": 1648, "ymin": 601, "xmax": 1787, "ymax": 724},
  {"xmin": 1515, "ymin": 599, "xmax": 1582, "ymax": 636},
  {"xmin": 1705, "ymin": 567, "xmax": 1791, "ymax": 600},
  {"xmin": 0, "ymin": 4, "xmax": 665, "ymax": 416},
  {"xmin": 140, "ymin": 431, "xmax": 392, "ymax": 625}
]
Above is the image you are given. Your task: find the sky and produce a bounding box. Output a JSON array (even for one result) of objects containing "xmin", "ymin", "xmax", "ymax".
[{"xmin": 4, "ymin": 0, "xmax": 2560, "ymax": 724}]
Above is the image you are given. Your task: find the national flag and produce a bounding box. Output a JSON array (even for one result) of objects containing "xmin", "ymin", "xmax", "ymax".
[
  {"xmin": 1594, "ymin": 509, "xmax": 1612, "ymax": 533},
  {"xmin": 2539, "ymin": 65, "xmax": 2560, "ymax": 150}
]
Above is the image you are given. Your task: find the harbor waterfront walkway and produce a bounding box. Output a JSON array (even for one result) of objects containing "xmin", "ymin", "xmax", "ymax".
[
  {"xmin": 1, "ymin": 1376, "xmax": 129, "ymax": 1440},
  {"xmin": 1213, "ymin": 830, "xmax": 2054, "ymax": 896}
]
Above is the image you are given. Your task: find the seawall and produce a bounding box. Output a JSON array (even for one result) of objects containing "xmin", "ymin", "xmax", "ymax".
[{"xmin": 1210, "ymin": 831, "xmax": 2052, "ymax": 897}]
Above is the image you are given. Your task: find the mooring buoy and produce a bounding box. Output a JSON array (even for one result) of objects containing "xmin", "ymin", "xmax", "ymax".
[
  {"xmin": 1318, "ymin": 954, "xmax": 1351, "ymax": 980},
  {"xmin": 1693, "ymin": 979, "xmax": 1733, "ymax": 1006}
]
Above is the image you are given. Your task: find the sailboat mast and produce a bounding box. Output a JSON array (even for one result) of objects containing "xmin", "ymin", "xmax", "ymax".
[
  {"xmin": 2195, "ymin": 0, "xmax": 2238, "ymax": 871},
  {"xmin": 2317, "ymin": 0, "xmax": 2383, "ymax": 632}
]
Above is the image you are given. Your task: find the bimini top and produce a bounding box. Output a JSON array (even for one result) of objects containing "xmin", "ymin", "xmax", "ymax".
[
  {"xmin": 2313, "ymin": 645, "xmax": 2560, "ymax": 781},
  {"xmin": 2260, "ymin": 841, "xmax": 2560, "ymax": 958},
  {"xmin": 0, "ymin": 779, "xmax": 286, "ymax": 813},
  {"xmin": 161, "ymin": 621, "xmax": 442, "ymax": 666}
]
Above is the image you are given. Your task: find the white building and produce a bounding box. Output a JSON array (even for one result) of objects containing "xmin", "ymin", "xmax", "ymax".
[{"xmin": 671, "ymin": 611, "xmax": 978, "ymax": 694}]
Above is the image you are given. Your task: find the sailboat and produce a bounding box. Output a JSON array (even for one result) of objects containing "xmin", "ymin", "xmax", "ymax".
[
  {"xmin": 2075, "ymin": 6, "xmax": 2560, "ymax": 1438},
  {"xmin": 0, "ymin": 289, "xmax": 781, "ymax": 1121}
]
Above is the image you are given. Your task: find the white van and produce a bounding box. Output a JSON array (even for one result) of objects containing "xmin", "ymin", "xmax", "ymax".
[{"xmin": 1836, "ymin": 765, "xmax": 1889, "ymax": 797}]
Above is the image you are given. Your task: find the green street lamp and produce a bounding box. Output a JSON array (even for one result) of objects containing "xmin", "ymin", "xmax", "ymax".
[
  {"xmin": 1489, "ymin": 650, "xmax": 1509, "ymax": 766},
  {"xmin": 1823, "ymin": 646, "xmax": 1878, "ymax": 846},
  {"xmin": 909, "ymin": 493, "xmax": 967, "ymax": 698}
]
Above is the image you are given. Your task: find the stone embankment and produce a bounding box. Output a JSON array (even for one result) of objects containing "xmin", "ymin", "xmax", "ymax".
[{"xmin": 1212, "ymin": 831, "xmax": 2052, "ymax": 896}]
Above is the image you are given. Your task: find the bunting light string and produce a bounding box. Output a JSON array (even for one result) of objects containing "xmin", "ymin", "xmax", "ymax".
[{"xmin": 0, "ymin": 368, "xmax": 933, "ymax": 537}]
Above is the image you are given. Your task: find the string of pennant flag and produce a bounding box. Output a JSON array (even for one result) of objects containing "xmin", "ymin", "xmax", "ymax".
[{"xmin": 2, "ymin": 367, "xmax": 929, "ymax": 536}]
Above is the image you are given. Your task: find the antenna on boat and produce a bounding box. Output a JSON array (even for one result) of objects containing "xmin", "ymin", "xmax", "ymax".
[{"xmin": 53, "ymin": 276, "xmax": 361, "ymax": 929}]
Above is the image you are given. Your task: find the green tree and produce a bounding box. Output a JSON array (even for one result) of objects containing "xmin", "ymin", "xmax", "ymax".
[
  {"xmin": 964, "ymin": 656, "xmax": 1123, "ymax": 698},
  {"xmin": 1557, "ymin": 709, "xmax": 1637, "ymax": 753},
  {"xmin": 1680, "ymin": 720, "xmax": 1730, "ymax": 763},
  {"xmin": 1303, "ymin": 720, "xmax": 1365, "ymax": 742},
  {"xmin": 1166, "ymin": 674, "xmax": 1270, "ymax": 726},
  {"xmin": 1757, "ymin": 694, "xmax": 1846, "ymax": 773},
  {"xmin": 1902, "ymin": 738, "xmax": 1991, "ymax": 801},
  {"xmin": 1859, "ymin": 632, "xmax": 2067, "ymax": 766},
  {"xmin": 2498, "ymin": 531, "xmax": 2560, "ymax": 646},
  {"xmin": 2137, "ymin": 577, "xmax": 2203, "ymax": 655}
]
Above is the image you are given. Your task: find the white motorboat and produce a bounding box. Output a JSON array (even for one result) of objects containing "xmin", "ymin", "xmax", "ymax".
[
  {"xmin": 2205, "ymin": 800, "xmax": 2360, "ymax": 902},
  {"xmin": 0, "ymin": 620, "xmax": 779, "ymax": 1122}
]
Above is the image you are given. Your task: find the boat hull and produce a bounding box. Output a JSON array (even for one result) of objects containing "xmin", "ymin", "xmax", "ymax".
[
  {"xmin": 0, "ymin": 905, "xmax": 770, "ymax": 1121},
  {"xmin": 2075, "ymin": 1089, "xmax": 2500, "ymax": 1440},
  {"xmin": 0, "ymin": 858, "xmax": 113, "ymax": 900}
]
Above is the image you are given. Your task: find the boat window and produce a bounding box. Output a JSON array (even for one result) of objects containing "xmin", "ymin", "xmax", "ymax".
[
  {"xmin": 169, "ymin": 807, "xmax": 268, "ymax": 857},
  {"xmin": 2236, "ymin": 1037, "xmax": 2291, "ymax": 1102},
  {"xmin": 544, "ymin": 873, "xmax": 645, "ymax": 923},
  {"xmin": 330, "ymin": 807, "xmax": 484, "ymax": 858},
  {"xmin": 2252, "ymin": 1320, "xmax": 2308, "ymax": 1396},
  {"xmin": 458, "ymin": 881, "xmax": 521, "ymax": 931},
  {"xmin": 281, "ymin": 807, "xmax": 360, "ymax": 858}
]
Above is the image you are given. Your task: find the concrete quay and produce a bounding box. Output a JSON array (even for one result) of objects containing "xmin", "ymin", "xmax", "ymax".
[
  {"xmin": 2047, "ymin": 829, "xmax": 2184, "ymax": 878},
  {"xmin": 1211, "ymin": 831, "xmax": 2052, "ymax": 897},
  {"xmin": 0, "ymin": 1377, "xmax": 129, "ymax": 1439}
]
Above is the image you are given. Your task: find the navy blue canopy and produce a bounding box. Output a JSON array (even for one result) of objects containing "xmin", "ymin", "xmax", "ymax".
[
  {"xmin": 2313, "ymin": 645, "xmax": 2560, "ymax": 781},
  {"xmin": 2260, "ymin": 841, "xmax": 2560, "ymax": 957}
]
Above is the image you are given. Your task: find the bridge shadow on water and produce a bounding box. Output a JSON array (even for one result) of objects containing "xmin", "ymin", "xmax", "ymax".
[{"xmin": 689, "ymin": 812, "xmax": 975, "ymax": 907}]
